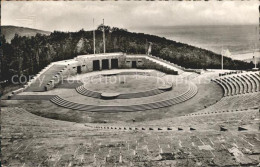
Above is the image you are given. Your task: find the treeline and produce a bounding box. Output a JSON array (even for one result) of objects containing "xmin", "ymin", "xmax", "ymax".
[{"xmin": 1, "ymin": 25, "xmax": 255, "ymax": 85}]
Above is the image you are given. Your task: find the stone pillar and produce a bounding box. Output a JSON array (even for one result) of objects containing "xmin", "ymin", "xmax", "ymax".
[
  {"xmin": 109, "ymin": 59, "xmax": 112, "ymax": 69},
  {"xmin": 99, "ymin": 59, "xmax": 102, "ymax": 70}
]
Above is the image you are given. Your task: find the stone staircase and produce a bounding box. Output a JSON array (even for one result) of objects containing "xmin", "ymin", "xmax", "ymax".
[
  {"xmin": 25, "ymin": 65, "xmax": 66, "ymax": 92},
  {"xmin": 146, "ymin": 55, "xmax": 184, "ymax": 74}
]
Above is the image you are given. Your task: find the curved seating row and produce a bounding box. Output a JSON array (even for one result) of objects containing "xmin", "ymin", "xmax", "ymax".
[
  {"xmin": 212, "ymin": 72, "xmax": 260, "ymax": 96},
  {"xmin": 76, "ymin": 85, "xmax": 166, "ymax": 99},
  {"xmin": 50, "ymin": 83, "xmax": 198, "ymax": 112},
  {"xmin": 76, "ymin": 86, "xmax": 101, "ymax": 98}
]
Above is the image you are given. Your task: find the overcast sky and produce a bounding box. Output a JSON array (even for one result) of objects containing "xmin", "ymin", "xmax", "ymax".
[{"xmin": 2, "ymin": 1, "xmax": 259, "ymax": 32}]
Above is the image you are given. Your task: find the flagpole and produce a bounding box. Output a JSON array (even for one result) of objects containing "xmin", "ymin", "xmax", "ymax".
[
  {"xmin": 253, "ymin": 26, "xmax": 258, "ymax": 70},
  {"xmin": 221, "ymin": 47, "xmax": 224, "ymax": 71},
  {"xmin": 254, "ymin": 44, "xmax": 257, "ymax": 69},
  {"xmin": 103, "ymin": 19, "xmax": 106, "ymax": 54},
  {"xmin": 255, "ymin": 26, "xmax": 258, "ymax": 69},
  {"xmin": 93, "ymin": 18, "xmax": 95, "ymax": 55}
]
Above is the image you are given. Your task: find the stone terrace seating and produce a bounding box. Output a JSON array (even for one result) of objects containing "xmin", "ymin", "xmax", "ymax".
[
  {"xmin": 2, "ymin": 107, "xmax": 260, "ymax": 166},
  {"xmin": 25, "ymin": 65, "xmax": 66, "ymax": 92},
  {"xmin": 212, "ymin": 71, "xmax": 260, "ymax": 96},
  {"xmin": 51, "ymin": 83, "xmax": 198, "ymax": 112},
  {"xmin": 90, "ymin": 127, "xmax": 259, "ymax": 166},
  {"xmin": 76, "ymin": 85, "xmax": 101, "ymax": 98},
  {"xmin": 1, "ymin": 107, "xmax": 87, "ymax": 138},
  {"xmin": 246, "ymin": 74, "xmax": 259, "ymax": 92},
  {"xmin": 213, "ymin": 79, "xmax": 228, "ymax": 96}
]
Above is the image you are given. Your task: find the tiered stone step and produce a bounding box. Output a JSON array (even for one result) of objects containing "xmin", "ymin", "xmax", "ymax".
[
  {"xmin": 246, "ymin": 74, "xmax": 258, "ymax": 92},
  {"xmin": 235, "ymin": 76, "xmax": 247, "ymax": 94},
  {"xmin": 228, "ymin": 77, "xmax": 240, "ymax": 95},
  {"xmin": 214, "ymin": 79, "xmax": 231, "ymax": 96},
  {"xmin": 145, "ymin": 56, "xmax": 184, "ymax": 74},
  {"xmin": 251, "ymin": 73, "xmax": 260, "ymax": 91},
  {"xmin": 238, "ymin": 75, "xmax": 251, "ymax": 93},
  {"xmin": 243, "ymin": 74, "xmax": 254, "ymax": 92},
  {"xmin": 76, "ymin": 85, "xmax": 101, "ymax": 98},
  {"xmin": 25, "ymin": 65, "xmax": 66, "ymax": 92},
  {"xmin": 212, "ymin": 71, "xmax": 260, "ymax": 96},
  {"xmin": 225, "ymin": 78, "xmax": 236, "ymax": 95},
  {"xmin": 2, "ymin": 107, "xmax": 260, "ymax": 167},
  {"xmin": 51, "ymin": 83, "xmax": 197, "ymax": 112}
]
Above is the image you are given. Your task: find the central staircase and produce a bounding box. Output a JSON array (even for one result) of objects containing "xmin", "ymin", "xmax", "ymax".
[{"xmin": 147, "ymin": 55, "xmax": 184, "ymax": 74}]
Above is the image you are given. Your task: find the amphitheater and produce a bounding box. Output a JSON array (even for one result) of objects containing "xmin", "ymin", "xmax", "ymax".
[{"xmin": 1, "ymin": 52, "xmax": 260, "ymax": 167}]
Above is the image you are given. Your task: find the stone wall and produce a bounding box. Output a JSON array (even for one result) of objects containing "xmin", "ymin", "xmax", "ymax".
[{"xmin": 23, "ymin": 53, "xmax": 181, "ymax": 92}]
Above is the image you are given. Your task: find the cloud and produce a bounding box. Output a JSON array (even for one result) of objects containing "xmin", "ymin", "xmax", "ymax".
[{"xmin": 1, "ymin": 1, "xmax": 258, "ymax": 32}]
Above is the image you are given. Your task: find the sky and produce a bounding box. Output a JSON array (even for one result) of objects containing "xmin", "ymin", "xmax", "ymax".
[{"xmin": 1, "ymin": 1, "xmax": 259, "ymax": 32}]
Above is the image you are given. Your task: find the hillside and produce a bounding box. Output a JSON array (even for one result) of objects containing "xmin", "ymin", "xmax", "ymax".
[
  {"xmin": 1, "ymin": 25, "xmax": 51, "ymax": 43},
  {"xmin": 1, "ymin": 25, "xmax": 256, "ymax": 87}
]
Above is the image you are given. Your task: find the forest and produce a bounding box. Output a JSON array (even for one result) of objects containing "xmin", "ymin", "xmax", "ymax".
[{"xmin": 0, "ymin": 25, "xmax": 256, "ymax": 88}]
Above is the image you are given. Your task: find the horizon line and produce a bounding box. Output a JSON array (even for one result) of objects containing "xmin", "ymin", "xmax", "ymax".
[{"xmin": 2, "ymin": 23, "xmax": 258, "ymax": 33}]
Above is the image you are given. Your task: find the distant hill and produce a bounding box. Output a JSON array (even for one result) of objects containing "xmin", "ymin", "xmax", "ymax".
[
  {"xmin": 1, "ymin": 25, "xmax": 256, "ymax": 86},
  {"xmin": 1, "ymin": 25, "xmax": 51, "ymax": 43}
]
